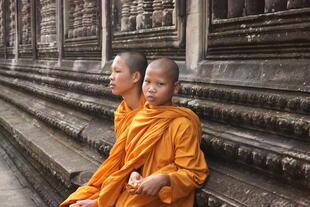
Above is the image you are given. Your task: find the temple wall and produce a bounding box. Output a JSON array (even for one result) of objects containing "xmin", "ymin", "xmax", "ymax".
[{"xmin": 0, "ymin": 1, "xmax": 309, "ymax": 206}]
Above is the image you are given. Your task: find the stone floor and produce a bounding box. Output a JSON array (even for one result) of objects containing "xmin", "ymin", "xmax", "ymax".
[{"xmin": 0, "ymin": 137, "xmax": 47, "ymax": 207}]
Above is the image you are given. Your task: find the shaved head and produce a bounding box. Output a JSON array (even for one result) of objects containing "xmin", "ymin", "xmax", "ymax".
[
  {"xmin": 117, "ymin": 51, "xmax": 148, "ymax": 82},
  {"xmin": 147, "ymin": 58, "xmax": 179, "ymax": 82}
]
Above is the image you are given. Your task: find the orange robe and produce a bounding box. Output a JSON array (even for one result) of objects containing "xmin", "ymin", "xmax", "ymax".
[
  {"xmin": 60, "ymin": 101, "xmax": 208, "ymax": 207},
  {"xmin": 60, "ymin": 95, "xmax": 145, "ymax": 207}
]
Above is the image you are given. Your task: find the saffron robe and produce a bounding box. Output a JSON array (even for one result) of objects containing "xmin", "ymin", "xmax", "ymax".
[
  {"xmin": 60, "ymin": 102, "xmax": 208, "ymax": 207},
  {"xmin": 60, "ymin": 95, "xmax": 145, "ymax": 207},
  {"xmin": 115, "ymin": 104, "xmax": 208, "ymax": 207}
]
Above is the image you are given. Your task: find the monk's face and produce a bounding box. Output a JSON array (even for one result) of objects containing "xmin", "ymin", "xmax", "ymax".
[
  {"xmin": 109, "ymin": 56, "xmax": 137, "ymax": 96},
  {"xmin": 143, "ymin": 66, "xmax": 179, "ymax": 106}
]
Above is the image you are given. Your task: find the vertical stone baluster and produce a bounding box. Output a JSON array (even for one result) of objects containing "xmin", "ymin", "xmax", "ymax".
[
  {"xmin": 136, "ymin": 0, "xmax": 153, "ymax": 29},
  {"xmin": 21, "ymin": 0, "xmax": 31, "ymax": 44},
  {"xmin": 162, "ymin": 0, "xmax": 174, "ymax": 26},
  {"xmin": 82, "ymin": 0, "xmax": 96, "ymax": 36},
  {"xmin": 245, "ymin": 0, "xmax": 265, "ymax": 15},
  {"xmin": 121, "ymin": 0, "xmax": 130, "ymax": 31},
  {"xmin": 67, "ymin": 1, "xmax": 74, "ymax": 38},
  {"xmin": 128, "ymin": 0, "xmax": 138, "ymax": 31},
  {"xmin": 212, "ymin": 0, "xmax": 227, "ymax": 19},
  {"xmin": 227, "ymin": 0, "xmax": 245, "ymax": 18},
  {"xmin": 152, "ymin": 0, "xmax": 163, "ymax": 27},
  {"xmin": 287, "ymin": 0, "xmax": 310, "ymax": 9},
  {"xmin": 265, "ymin": 0, "xmax": 287, "ymax": 13},
  {"xmin": 0, "ymin": 0, "xmax": 3, "ymax": 46},
  {"xmin": 73, "ymin": 0, "xmax": 83, "ymax": 38},
  {"xmin": 8, "ymin": 1, "xmax": 16, "ymax": 47},
  {"xmin": 40, "ymin": 0, "xmax": 56, "ymax": 43}
]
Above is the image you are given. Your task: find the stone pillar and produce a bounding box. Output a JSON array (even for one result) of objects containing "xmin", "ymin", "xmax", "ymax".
[
  {"xmin": 31, "ymin": 0, "xmax": 36, "ymax": 60},
  {"xmin": 72, "ymin": 0, "xmax": 83, "ymax": 38},
  {"xmin": 20, "ymin": 0, "xmax": 31, "ymax": 44},
  {"xmin": 186, "ymin": 0, "xmax": 204, "ymax": 71},
  {"xmin": 101, "ymin": 0, "xmax": 111, "ymax": 67},
  {"xmin": 56, "ymin": 0, "xmax": 63, "ymax": 64},
  {"xmin": 136, "ymin": 0, "xmax": 153, "ymax": 29},
  {"xmin": 67, "ymin": 1, "xmax": 74, "ymax": 38},
  {"xmin": 162, "ymin": 0, "xmax": 174, "ymax": 26},
  {"xmin": 8, "ymin": 1, "xmax": 16, "ymax": 48},
  {"xmin": 82, "ymin": 0, "xmax": 97, "ymax": 36},
  {"xmin": 0, "ymin": 0, "xmax": 4, "ymax": 47},
  {"xmin": 128, "ymin": 0, "xmax": 138, "ymax": 31},
  {"xmin": 121, "ymin": 0, "xmax": 130, "ymax": 31},
  {"xmin": 39, "ymin": 0, "xmax": 56, "ymax": 43},
  {"xmin": 152, "ymin": 0, "xmax": 164, "ymax": 27}
]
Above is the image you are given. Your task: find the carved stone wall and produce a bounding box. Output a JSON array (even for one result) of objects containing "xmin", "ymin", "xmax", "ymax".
[
  {"xmin": 111, "ymin": 0, "xmax": 185, "ymax": 60},
  {"xmin": 37, "ymin": 0, "xmax": 57, "ymax": 59},
  {"xmin": 6, "ymin": 1, "xmax": 16, "ymax": 58},
  {"xmin": 19, "ymin": 0, "xmax": 32, "ymax": 58},
  {"xmin": 64, "ymin": 0, "xmax": 101, "ymax": 59}
]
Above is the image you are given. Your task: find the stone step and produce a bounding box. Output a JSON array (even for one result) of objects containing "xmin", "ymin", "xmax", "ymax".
[
  {"xmin": 176, "ymin": 97, "xmax": 310, "ymax": 142},
  {"xmin": 180, "ymin": 82, "xmax": 310, "ymax": 116},
  {"xmin": 201, "ymin": 120, "xmax": 310, "ymax": 189},
  {"xmin": 0, "ymin": 129, "xmax": 65, "ymax": 207},
  {"xmin": 0, "ymin": 63, "xmax": 109, "ymax": 84},
  {"xmin": 0, "ymin": 98, "xmax": 104, "ymax": 189},
  {"xmin": 196, "ymin": 159, "xmax": 310, "ymax": 207},
  {"xmin": 0, "ymin": 78, "xmax": 116, "ymax": 154},
  {"xmin": 0, "ymin": 68, "xmax": 116, "ymax": 99}
]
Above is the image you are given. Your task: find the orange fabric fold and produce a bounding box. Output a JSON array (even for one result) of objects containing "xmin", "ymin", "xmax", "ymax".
[
  {"xmin": 59, "ymin": 95, "xmax": 145, "ymax": 207},
  {"xmin": 60, "ymin": 100, "xmax": 208, "ymax": 207}
]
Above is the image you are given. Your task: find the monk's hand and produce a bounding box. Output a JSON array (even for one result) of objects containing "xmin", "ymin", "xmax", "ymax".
[
  {"xmin": 69, "ymin": 200, "xmax": 95, "ymax": 207},
  {"xmin": 128, "ymin": 171, "xmax": 143, "ymax": 186},
  {"xmin": 135, "ymin": 174, "xmax": 170, "ymax": 196}
]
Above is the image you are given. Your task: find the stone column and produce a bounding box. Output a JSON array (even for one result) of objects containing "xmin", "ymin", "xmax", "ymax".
[
  {"xmin": 31, "ymin": 0, "xmax": 36, "ymax": 59},
  {"xmin": 101, "ymin": 0, "xmax": 111, "ymax": 67},
  {"xmin": 121, "ymin": 0, "xmax": 130, "ymax": 31},
  {"xmin": 186, "ymin": 0, "xmax": 204, "ymax": 71},
  {"xmin": 82, "ymin": 0, "xmax": 97, "ymax": 36},
  {"xmin": 21, "ymin": 0, "xmax": 31, "ymax": 44},
  {"xmin": 152, "ymin": 0, "xmax": 163, "ymax": 27},
  {"xmin": 0, "ymin": 0, "xmax": 4, "ymax": 47},
  {"xmin": 56, "ymin": 0, "xmax": 63, "ymax": 64},
  {"xmin": 128, "ymin": 0, "xmax": 138, "ymax": 31},
  {"xmin": 136, "ymin": 0, "xmax": 153, "ymax": 29},
  {"xmin": 39, "ymin": 0, "xmax": 56, "ymax": 43},
  {"xmin": 162, "ymin": 0, "xmax": 174, "ymax": 26},
  {"xmin": 72, "ymin": 0, "xmax": 83, "ymax": 38},
  {"xmin": 8, "ymin": 1, "xmax": 16, "ymax": 48}
]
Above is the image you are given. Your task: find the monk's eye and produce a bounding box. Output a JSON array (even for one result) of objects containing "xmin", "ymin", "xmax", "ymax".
[
  {"xmin": 144, "ymin": 79, "xmax": 150, "ymax": 83},
  {"xmin": 158, "ymin": 82, "xmax": 165, "ymax": 86}
]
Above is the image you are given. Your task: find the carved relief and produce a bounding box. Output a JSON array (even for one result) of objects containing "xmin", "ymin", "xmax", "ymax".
[
  {"xmin": 39, "ymin": 0, "xmax": 56, "ymax": 44},
  {"xmin": 0, "ymin": 0, "xmax": 4, "ymax": 47},
  {"xmin": 67, "ymin": 0, "xmax": 98, "ymax": 39},
  {"xmin": 20, "ymin": 0, "xmax": 31, "ymax": 45},
  {"xmin": 7, "ymin": 1, "xmax": 16, "ymax": 48},
  {"xmin": 113, "ymin": 0, "xmax": 184, "ymax": 58},
  {"xmin": 64, "ymin": 0, "xmax": 101, "ymax": 59}
]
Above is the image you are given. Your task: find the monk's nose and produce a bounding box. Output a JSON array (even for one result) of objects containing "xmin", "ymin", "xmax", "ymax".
[
  {"xmin": 148, "ymin": 85, "xmax": 156, "ymax": 93},
  {"xmin": 109, "ymin": 73, "xmax": 114, "ymax": 80}
]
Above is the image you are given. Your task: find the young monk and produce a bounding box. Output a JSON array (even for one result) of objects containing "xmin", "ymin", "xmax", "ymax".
[
  {"xmin": 63, "ymin": 57, "xmax": 208, "ymax": 207},
  {"xmin": 59, "ymin": 51, "xmax": 147, "ymax": 207}
]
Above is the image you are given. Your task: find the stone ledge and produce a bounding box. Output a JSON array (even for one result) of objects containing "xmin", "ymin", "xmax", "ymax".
[
  {"xmin": 201, "ymin": 121, "xmax": 310, "ymax": 189},
  {"xmin": 0, "ymin": 99, "xmax": 101, "ymax": 188}
]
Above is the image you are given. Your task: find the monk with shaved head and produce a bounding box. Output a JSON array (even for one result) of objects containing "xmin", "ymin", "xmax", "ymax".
[{"xmin": 61, "ymin": 57, "xmax": 208, "ymax": 207}]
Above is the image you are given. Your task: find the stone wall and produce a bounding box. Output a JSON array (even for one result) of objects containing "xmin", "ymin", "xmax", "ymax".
[{"xmin": 0, "ymin": 0, "xmax": 309, "ymax": 206}]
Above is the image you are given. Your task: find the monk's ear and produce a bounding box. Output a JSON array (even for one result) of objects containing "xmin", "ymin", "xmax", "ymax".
[
  {"xmin": 131, "ymin": 72, "xmax": 141, "ymax": 83},
  {"xmin": 173, "ymin": 81, "xmax": 181, "ymax": 95}
]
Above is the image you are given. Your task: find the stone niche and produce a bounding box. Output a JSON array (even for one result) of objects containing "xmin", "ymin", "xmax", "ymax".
[
  {"xmin": 63, "ymin": 0, "xmax": 101, "ymax": 60},
  {"xmin": 0, "ymin": 0, "xmax": 4, "ymax": 58},
  {"xmin": 18, "ymin": 0, "xmax": 32, "ymax": 58},
  {"xmin": 5, "ymin": 1, "xmax": 16, "ymax": 59},
  {"xmin": 111, "ymin": 0, "xmax": 186, "ymax": 60}
]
